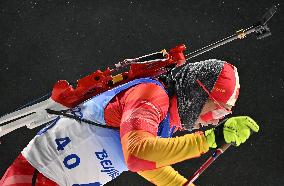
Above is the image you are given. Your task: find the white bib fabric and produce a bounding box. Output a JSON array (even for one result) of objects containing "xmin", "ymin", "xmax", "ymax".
[{"xmin": 22, "ymin": 117, "xmax": 127, "ymax": 186}]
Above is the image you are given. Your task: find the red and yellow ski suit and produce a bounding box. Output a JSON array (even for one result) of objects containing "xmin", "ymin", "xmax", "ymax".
[
  {"xmin": 104, "ymin": 82, "xmax": 210, "ymax": 185},
  {"xmin": 1, "ymin": 82, "xmax": 209, "ymax": 186}
]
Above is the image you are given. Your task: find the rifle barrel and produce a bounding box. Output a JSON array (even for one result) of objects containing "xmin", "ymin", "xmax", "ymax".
[
  {"xmin": 185, "ymin": 4, "xmax": 278, "ymax": 61},
  {"xmin": 185, "ymin": 26, "xmax": 257, "ymax": 60}
]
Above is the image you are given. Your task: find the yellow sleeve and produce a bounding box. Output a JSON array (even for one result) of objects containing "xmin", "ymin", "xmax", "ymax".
[
  {"xmin": 121, "ymin": 130, "xmax": 209, "ymax": 170},
  {"xmin": 138, "ymin": 166, "xmax": 195, "ymax": 186}
]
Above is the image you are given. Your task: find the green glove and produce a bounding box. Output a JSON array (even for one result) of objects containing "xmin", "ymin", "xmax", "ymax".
[
  {"xmin": 224, "ymin": 116, "xmax": 259, "ymax": 146},
  {"xmin": 204, "ymin": 128, "xmax": 218, "ymax": 148},
  {"xmin": 205, "ymin": 116, "xmax": 259, "ymax": 148}
]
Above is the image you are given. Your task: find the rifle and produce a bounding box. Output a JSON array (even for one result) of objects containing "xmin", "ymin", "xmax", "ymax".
[{"xmin": 0, "ymin": 5, "xmax": 278, "ymax": 138}]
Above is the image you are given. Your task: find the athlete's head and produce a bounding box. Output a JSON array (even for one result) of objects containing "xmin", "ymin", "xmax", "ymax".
[{"xmin": 174, "ymin": 59, "xmax": 240, "ymax": 131}]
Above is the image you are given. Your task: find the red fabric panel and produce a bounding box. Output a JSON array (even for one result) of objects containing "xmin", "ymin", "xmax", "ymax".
[
  {"xmin": 105, "ymin": 83, "xmax": 169, "ymax": 133},
  {"xmin": 168, "ymin": 94, "xmax": 182, "ymax": 130},
  {"xmin": 126, "ymin": 155, "xmax": 156, "ymax": 172},
  {"xmin": 0, "ymin": 154, "xmax": 58, "ymax": 186},
  {"xmin": 105, "ymin": 82, "xmax": 182, "ymax": 132}
]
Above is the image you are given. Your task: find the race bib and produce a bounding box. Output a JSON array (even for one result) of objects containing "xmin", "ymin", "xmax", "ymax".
[{"xmin": 22, "ymin": 118, "xmax": 128, "ymax": 186}]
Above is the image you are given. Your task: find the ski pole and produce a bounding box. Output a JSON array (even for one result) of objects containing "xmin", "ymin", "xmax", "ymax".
[
  {"xmin": 184, "ymin": 116, "xmax": 259, "ymax": 186},
  {"xmin": 183, "ymin": 143, "xmax": 231, "ymax": 186},
  {"xmin": 183, "ymin": 118, "xmax": 229, "ymax": 186}
]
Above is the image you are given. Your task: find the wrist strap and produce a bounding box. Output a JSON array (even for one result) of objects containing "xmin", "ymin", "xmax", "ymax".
[{"xmin": 214, "ymin": 124, "xmax": 226, "ymax": 148}]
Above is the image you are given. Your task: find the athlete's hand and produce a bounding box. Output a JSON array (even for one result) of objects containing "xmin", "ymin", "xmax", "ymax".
[
  {"xmin": 223, "ymin": 116, "xmax": 259, "ymax": 146},
  {"xmin": 205, "ymin": 116, "xmax": 259, "ymax": 148}
]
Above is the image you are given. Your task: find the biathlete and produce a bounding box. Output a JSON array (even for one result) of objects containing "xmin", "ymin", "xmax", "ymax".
[{"xmin": 1, "ymin": 59, "xmax": 259, "ymax": 186}]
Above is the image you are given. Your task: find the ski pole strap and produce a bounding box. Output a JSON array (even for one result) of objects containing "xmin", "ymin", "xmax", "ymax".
[
  {"xmin": 45, "ymin": 109, "xmax": 119, "ymax": 131},
  {"xmin": 184, "ymin": 143, "xmax": 231, "ymax": 186}
]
